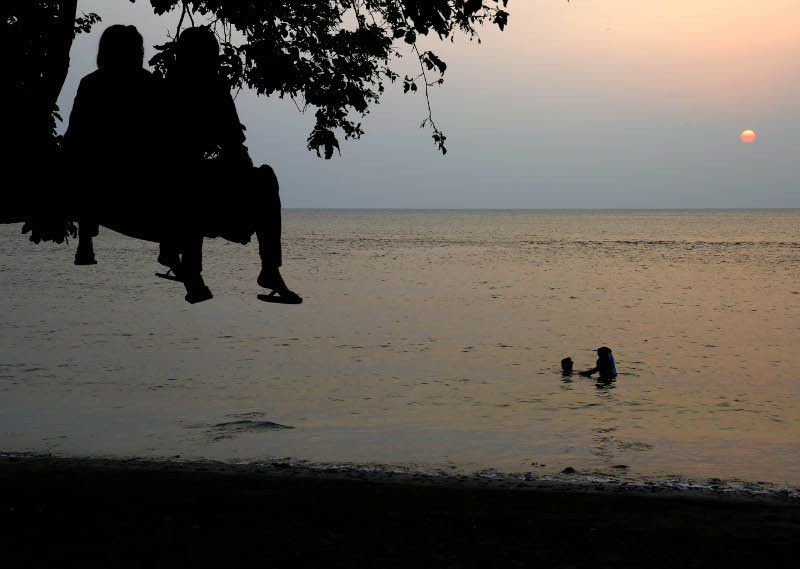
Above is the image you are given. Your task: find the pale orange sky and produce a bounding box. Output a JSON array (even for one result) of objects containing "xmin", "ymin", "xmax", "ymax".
[{"xmin": 449, "ymin": 0, "xmax": 800, "ymax": 113}]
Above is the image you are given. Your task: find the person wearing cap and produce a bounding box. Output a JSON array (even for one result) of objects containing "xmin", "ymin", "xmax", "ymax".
[{"xmin": 579, "ymin": 347, "xmax": 617, "ymax": 379}]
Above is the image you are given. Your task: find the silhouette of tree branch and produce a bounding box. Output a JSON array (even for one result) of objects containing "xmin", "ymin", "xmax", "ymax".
[
  {"xmin": 143, "ymin": 1, "xmax": 510, "ymax": 158},
  {"xmin": 6, "ymin": 2, "xmax": 509, "ymax": 163},
  {"xmin": 176, "ymin": 1, "xmax": 187, "ymax": 37},
  {"xmin": 412, "ymin": 44, "xmax": 447, "ymax": 155}
]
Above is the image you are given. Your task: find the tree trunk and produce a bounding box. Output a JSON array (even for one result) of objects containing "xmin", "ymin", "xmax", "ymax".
[
  {"xmin": 46, "ymin": 0, "xmax": 79, "ymax": 112},
  {"xmin": 5, "ymin": 1, "xmax": 79, "ymax": 223},
  {"xmin": 7, "ymin": 1, "xmax": 78, "ymax": 160}
]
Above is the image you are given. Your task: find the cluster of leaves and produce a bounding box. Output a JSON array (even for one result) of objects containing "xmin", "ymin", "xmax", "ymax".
[
  {"xmin": 143, "ymin": 1, "xmax": 510, "ymax": 158},
  {"xmin": 74, "ymin": 11, "xmax": 102, "ymax": 35},
  {"xmin": 21, "ymin": 217, "xmax": 78, "ymax": 245}
]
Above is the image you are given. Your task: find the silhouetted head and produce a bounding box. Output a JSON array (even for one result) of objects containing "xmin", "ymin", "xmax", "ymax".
[
  {"xmin": 177, "ymin": 27, "xmax": 220, "ymax": 79},
  {"xmin": 597, "ymin": 347, "xmax": 612, "ymax": 357},
  {"xmin": 97, "ymin": 25, "xmax": 144, "ymax": 72},
  {"xmin": 561, "ymin": 357, "xmax": 573, "ymax": 375}
]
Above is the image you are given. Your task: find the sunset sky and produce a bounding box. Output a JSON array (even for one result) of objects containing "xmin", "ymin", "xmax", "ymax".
[{"xmin": 58, "ymin": 1, "xmax": 800, "ymax": 208}]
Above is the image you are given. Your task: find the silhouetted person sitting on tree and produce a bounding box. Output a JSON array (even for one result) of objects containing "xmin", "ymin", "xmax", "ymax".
[
  {"xmin": 64, "ymin": 24, "xmax": 164, "ymax": 265},
  {"xmin": 579, "ymin": 347, "xmax": 618, "ymax": 380},
  {"xmin": 160, "ymin": 26, "xmax": 301, "ymax": 304}
]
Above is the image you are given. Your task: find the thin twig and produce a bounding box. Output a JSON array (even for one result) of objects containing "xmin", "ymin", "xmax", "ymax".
[
  {"xmin": 176, "ymin": 2, "xmax": 187, "ymax": 37},
  {"xmin": 186, "ymin": 1, "xmax": 195, "ymax": 26},
  {"xmin": 290, "ymin": 95, "xmax": 306, "ymax": 114},
  {"xmin": 413, "ymin": 44, "xmax": 436, "ymax": 130}
]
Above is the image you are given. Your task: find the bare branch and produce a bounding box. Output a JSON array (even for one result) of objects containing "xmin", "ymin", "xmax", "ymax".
[{"xmin": 176, "ymin": 1, "xmax": 187, "ymax": 37}]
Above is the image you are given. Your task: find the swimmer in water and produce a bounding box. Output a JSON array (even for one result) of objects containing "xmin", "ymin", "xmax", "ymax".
[{"xmin": 579, "ymin": 347, "xmax": 617, "ymax": 379}]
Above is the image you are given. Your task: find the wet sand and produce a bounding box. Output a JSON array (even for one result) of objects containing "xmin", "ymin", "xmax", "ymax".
[{"xmin": 3, "ymin": 455, "xmax": 799, "ymax": 568}]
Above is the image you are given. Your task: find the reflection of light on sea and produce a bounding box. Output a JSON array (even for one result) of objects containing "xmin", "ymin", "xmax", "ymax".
[{"xmin": 590, "ymin": 382, "xmax": 619, "ymax": 462}]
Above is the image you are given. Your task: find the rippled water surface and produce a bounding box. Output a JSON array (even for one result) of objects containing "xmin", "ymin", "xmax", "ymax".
[{"xmin": 2, "ymin": 210, "xmax": 799, "ymax": 484}]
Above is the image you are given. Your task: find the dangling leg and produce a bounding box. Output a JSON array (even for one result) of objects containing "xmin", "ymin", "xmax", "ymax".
[
  {"xmin": 156, "ymin": 183, "xmax": 184, "ymax": 280},
  {"xmin": 253, "ymin": 165, "xmax": 302, "ymax": 304},
  {"xmin": 157, "ymin": 240, "xmax": 184, "ymax": 281},
  {"xmin": 180, "ymin": 231, "xmax": 213, "ymax": 304},
  {"xmin": 74, "ymin": 219, "xmax": 99, "ymax": 265}
]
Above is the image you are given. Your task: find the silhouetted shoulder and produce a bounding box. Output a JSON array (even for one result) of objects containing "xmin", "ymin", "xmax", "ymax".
[
  {"xmin": 71, "ymin": 69, "xmax": 105, "ymax": 106},
  {"xmin": 65, "ymin": 67, "xmax": 166, "ymax": 168},
  {"xmin": 77, "ymin": 68, "xmax": 103, "ymax": 87},
  {"xmin": 77, "ymin": 67, "xmax": 158, "ymax": 90}
]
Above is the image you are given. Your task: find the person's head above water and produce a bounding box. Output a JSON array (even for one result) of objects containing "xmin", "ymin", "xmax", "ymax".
[
  {"xmin": 177, "ymin": 27, "xmax": 220, "ymax": 78},
  {"xmin": 597, "ymin": 347, "xmax": 612, "ymax": 357},
  {"xmin": 97, "ymin": 25, "xmax": 144, "ymax": 72},
  {"xmin": 561, "ymin": 357, "xmax": 573, "ymax": 375}
]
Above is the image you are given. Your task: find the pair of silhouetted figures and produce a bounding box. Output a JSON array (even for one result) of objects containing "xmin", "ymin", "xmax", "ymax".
[
  {"xmin": 65, "ymin": 25, "xmax": 301, "ymax": 304},
  {"xmin": 561, "ymin": 347, "xmax": 618, "ymax": 380}
]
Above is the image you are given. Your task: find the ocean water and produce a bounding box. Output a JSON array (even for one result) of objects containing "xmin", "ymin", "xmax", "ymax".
[{"xmin": 1, "ymin": 210, "xmax": 799, "ymax": 485}]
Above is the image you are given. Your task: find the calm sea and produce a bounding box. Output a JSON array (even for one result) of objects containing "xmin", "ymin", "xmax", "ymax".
[{"xmin": 2, "ymin": 210, "xmax": 799, "ymax": 485}]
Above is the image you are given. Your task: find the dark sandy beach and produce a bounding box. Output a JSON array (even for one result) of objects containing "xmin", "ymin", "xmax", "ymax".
[{"xmin": 3, "ymin": 454, "xmax": 799, "ymax": 568}]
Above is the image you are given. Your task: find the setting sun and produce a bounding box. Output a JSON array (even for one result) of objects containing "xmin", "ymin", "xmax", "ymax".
[{"xmin": 741, "ymin": 129, "xmax": 757, "ymax": 143}]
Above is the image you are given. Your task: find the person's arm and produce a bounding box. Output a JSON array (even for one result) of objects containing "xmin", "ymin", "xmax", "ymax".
[
  {"xmin": 579, "ymin": 367, "xmax": 598, "ymax": 377},
  {"xmin": 218, "ymin": 88, "xmax": 253, "ymax": 168},
  {"xmin": 63, "ymin": 76, "xmax": 93, "ymax": 159}
]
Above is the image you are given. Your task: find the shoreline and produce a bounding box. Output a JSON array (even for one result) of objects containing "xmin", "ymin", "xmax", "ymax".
[
  {"xmin": 3, "ymin": 451, "xmax": 798, "ymax": 501},
  {"xmin": 4, "ymin": 453, "xmax": 799, "ymax": 567}
]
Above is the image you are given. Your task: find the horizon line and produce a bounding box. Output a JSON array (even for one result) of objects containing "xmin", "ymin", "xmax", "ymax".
[{"xmin": 282, "ymin": 207, "xmax": 800, "ymax": 211}]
